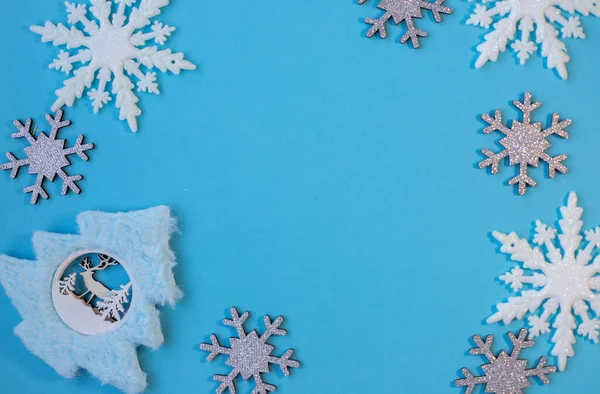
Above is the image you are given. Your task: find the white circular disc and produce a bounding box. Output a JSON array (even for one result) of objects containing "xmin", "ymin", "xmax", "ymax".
[{"xmin": 51, "ymin": 250, "xmax": 134, "ymax": 336}]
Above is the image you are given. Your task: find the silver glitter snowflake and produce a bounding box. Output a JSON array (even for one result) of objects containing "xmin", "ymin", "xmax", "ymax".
[
  {"xmin": 455, "ymin": 329, "xmax": 556, "ymax": 394},
  {"xmin": 359, "ymin": 0, "xmax": 452, "ymax": 48},
  {"xmin": 200, "ymin": 307, "xmax": 300, "ymax": 394},
  {"xmin": 0, "ymin": 110, "xmax": 93, "ymax": 204},
  {"xmin": 478, "ymin": 92, "xmax": 571, "ymax": 195}
]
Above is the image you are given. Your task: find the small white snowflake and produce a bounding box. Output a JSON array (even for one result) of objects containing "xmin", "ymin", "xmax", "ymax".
[
  {"xmin": 487, "ymin": 192, "xmax": 600, "ymax": 371},
  {"xmin": 359, "ymin": 0, "xmax": 452, "ymax": 48},
  {"xmin": 478, "ymin": 92, "xmax": 571, "ymax": 195},
  {"xmin": 466, "ymin": 0, "xmax": 600, "ymax": 79},
  {"xmin": 200, "ymin": 307, "xmax": 300, "ymax": 394},
  {"xmin": 0, "ymin": 110, "xmax": 94, "ymax": 204},
  {"xmin": 31, "ymin": 0, "xmax": 196, "ymax": 132}
]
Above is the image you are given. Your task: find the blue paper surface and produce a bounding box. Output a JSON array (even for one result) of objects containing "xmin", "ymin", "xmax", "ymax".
[{"xmin": 1, "ymin": 1, "xmax": 600, "ymax": 393}]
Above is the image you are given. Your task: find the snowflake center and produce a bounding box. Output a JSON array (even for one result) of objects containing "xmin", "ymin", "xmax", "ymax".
[
  {"xmin": 502, "ymin": 121, "xmax": 548, "ymax": 165},
  {"xmin": 379, "ymin": 0, "xmax": 424, "ymax": 22},
  {"xmin": 482, "ymin": 351, "xmax": 529, "ymax": 392},
  {"xmin": 226, "ymin": 331, "xmax": 274, "ymax": 380},
  {"xmin": 545, "ymin": 261, "xmax": 593, "ymax": 303},
  {"xmin": 87, "ymin": 24, "xmax": 136, "ymax": 70},
  {"xmin": 24, "ymin": 134, "xmax": 68, "ymax": 179}
]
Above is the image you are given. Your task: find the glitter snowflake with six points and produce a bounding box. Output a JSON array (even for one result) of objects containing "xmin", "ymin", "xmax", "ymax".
[
  {"xmin": 359, "ymin": 0, "xmax": 452, "ymax": 48},
  {"xmin": 487, "ymin": 192, "xmax": 600, "ymax": 371},
  {"xmin": 0, "ymin": 110, "xmax": 94, "ymax": 204},
  {"xmin": 200, "ymin": 307, "xmax": 300, "ymax": 394},
  {"xmin": 455, "ymin": 328, "xmax": 556, "ymax": 394},
  {"xmin": 466, "ymin": 0, "xmax": 600, "ymax": 79},
  {"xmin": 478, "ymin": 92, "xmax": 571, "ymax": 195},
  {"xmin": 31, "ymin": 0, "xmax": 196, "ymax": 132}
]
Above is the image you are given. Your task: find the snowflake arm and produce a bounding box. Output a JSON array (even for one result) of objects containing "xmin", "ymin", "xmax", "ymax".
[
  {"xmin": 492, "ymin": 231, "xmax": 549, "ymax": 270},
  {"xmin": 52, "ymin": 67, "xmax": 96, "ymax": 112},
  {"xmin": 474, "ymin": 15, "xmax": 518, "ymax": 69},
  {"xmin": 30, "ymin": 22, "xmax": 86, "ymax": 49},
  {"xmin": 499, "ymin": 267, "xmax": 547, "ymax": 290},
  {"xmin": 551, "ymin": 309, "xmax": 576, "ymax": 371},
  {"xmin": 251, "ymin": 374, "xmax": 277, "ymax": 394},
  {"xmin": 223, "ymin": 306, "xmax": 250, "ymax": 338},
  {"xmin": 488, "ymin": 290, "xmax": 545, "ymax": 324},
  {"xmin": 478, "ymin": 109, "xmax": 510, "ymax": 174},
  {"xmin": 574, "ymin": 300, "xmax": 600, "ymax": 342},
  {"xmin": 0, "ymin": 118, "xmax": 33, "ymax": 176},
  {"xmin": 512, "ymin": 17, "xmax": 537, "ymax": 64},
  {"xmin": 30, "ymin": 0, "xmax": 196, "ymax": 132},
  {"xmin": 469, "ymin": 333, "xmax": 496, "ymax": 362},
  {"xmin": 558, "ymin": 192, "xmax": 584, "ymax": 256},
  {"xmin": 580, "ymin": 227, "xmax": 600, "ymax": 267},
  {"xmin": 200, "ymin": 334, "xmax": 232, "ymax": 360},
  {"xmin": 528, "ymin": 298, "xmax": 558, "ymax": 337}
]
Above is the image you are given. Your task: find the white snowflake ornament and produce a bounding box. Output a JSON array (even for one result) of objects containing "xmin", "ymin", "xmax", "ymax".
[
  {"xmin": 0, "ymin": 110, "xmax": 94, "ymax": 204},
  {"xmin": 466, "ymin": 0, "xmax": 600, "ymax": 79},
  {"xmin": 200, "ymin": 307, "xmax": 300, "ymax": 394},
  {"xmin": 31, "ymin": 0, "xmax": 196, "ymax": 132},
  {"xmin": 478, "ymin": 92, "xmax": 571, "ymax": 195},
  {"xmin": 487, "ymin": 192, "xmax": 600, "ymax": 371}
]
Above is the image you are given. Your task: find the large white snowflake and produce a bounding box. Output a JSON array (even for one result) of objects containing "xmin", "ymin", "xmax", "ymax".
[
  {"xmin": 488, "ymin": 192, "xmax": 600, "ymax": 371},
  {"xmin": 31, "ymin": 0, "xmax": 196, "ymax": 132},
  {"xmin": 466, "ymin": 0, "xmax": 600, "ymax": 79}
]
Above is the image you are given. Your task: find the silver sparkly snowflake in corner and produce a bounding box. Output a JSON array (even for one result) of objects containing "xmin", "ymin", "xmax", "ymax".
[
  {"xmin": 488, "ymin": 192, "xmax": 600, "ymax": 371},
  {"xmin": 0, "ymin": 110, "xmax": 94, "ymax": 204},
  {"xmin": 359, "ymin": 0, "xmax": 452, "ymax": 48},
  {"xmin": 31, "ymin": 0, "xmax": 196, "ymax": 132},
  {"xmin": 466, "ymin": 0, "xmax": 600, "ymax": 79},
  {"xmin": 200, "ymin": 307, "xmax": 300, "ymax": 394},
  {"xmin": 455, "ymin": 329, "xmax": 556, "ymax": 394},
  {"xmin": 478, "ymin": 92, "xmax": 571, "ymax": 195}
]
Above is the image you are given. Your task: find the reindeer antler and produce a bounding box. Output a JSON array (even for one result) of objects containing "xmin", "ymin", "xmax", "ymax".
[
  {"xmin": 93, "ymin": 254, "xmax": 119, "ymax": 271},
  {"xmin": 80, "ymin": 257, "xmax": 92, "ymax": 270}
]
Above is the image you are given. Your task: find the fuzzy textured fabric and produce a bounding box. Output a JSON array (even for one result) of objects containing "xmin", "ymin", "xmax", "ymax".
[{"xmin": 0, "ymin": 206, "xmax": 182, "ymax": 393}]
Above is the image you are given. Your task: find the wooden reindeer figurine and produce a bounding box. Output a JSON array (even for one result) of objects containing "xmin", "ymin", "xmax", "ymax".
[{"xmin": 78, "ymin": 254, "xmax": 119, "ymax": 304}]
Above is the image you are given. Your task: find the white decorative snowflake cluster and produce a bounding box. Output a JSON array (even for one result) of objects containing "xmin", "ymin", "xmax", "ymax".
[
  {"xmin": 200, "ymin": 307, "xmax": 300, "ymax": 394},
  {"xmin": 466, "ymin": 0, "xmax": 600, "ymax": 79},
  {"xmin": 31, "ymin": 0, "xmax": 196, "ymax": 132},
  {"xmin": 488, "ymin": 192, "xmax": 600, "ymax": 371}
]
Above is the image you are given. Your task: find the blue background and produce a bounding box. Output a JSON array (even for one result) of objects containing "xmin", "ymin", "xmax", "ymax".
[{"xmin": 1, "ymin": 1, "xmax": 600, "ymax": 393}]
